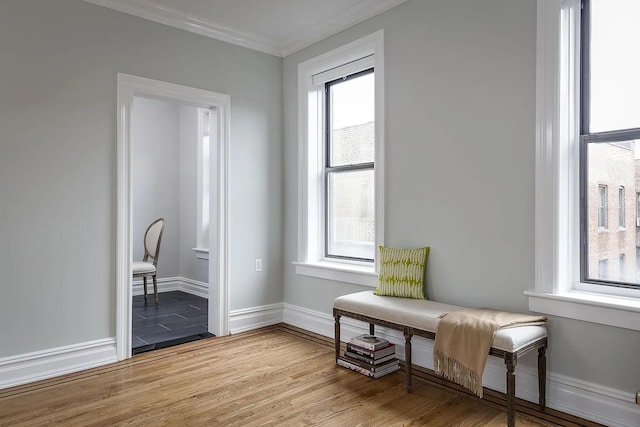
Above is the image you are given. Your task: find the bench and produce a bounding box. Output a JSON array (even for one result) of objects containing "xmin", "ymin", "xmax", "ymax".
[{"xmin": 333, "ymin": 291, "xmax": 547, "ymax": 427}]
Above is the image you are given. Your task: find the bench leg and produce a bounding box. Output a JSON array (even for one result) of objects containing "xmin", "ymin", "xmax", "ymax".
[
  {"xmin": 369, "ymin": 323, "xmax": 375, "ymax": 335},
  {"xmin": 538, "ymin": 343, "xmax": 547, "ymax": 410},
  {"xmin": 505, "ymin": 353, "xmax": 517, "ymax": 427},
  {"xmin": 334, "ymin": 313, "xmax": 341, "ymax": 362},
  {"xmin": 403, "ymin": 327, "xmax": 413, "ymax": 392}
]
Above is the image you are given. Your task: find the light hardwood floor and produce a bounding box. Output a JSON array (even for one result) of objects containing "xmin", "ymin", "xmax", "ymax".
[{"xmin": 0, "ymin": 325, "xmax": 591, "ymax": 426}]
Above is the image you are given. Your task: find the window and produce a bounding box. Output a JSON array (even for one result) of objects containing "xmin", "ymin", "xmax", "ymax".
[
  {"xmin": 295, "ymin": 31, "xmax": 384, "ymax": 285},
  {"xmin": 529, "ymin": 0, "xmax": 640, "ymax": 331},
  {"xmin": 597, "ymin": 185, "xmax": 607, "ymax": 228},
  {"xmin": 619, "ymin": 254, "xmax": 626, "ymax": 281},
  {"xmin": 636, "ymin": 192, "xmax": 640, "ymax": 226},
  {"xmin": 325, "ymin": 69, "xmax": 375, "ymax": 261},
  {"xmin": 581, "ymin": 0, "xmax": 640, "ymax": 288},
  {"xmin": 618, "ymin": 186, "xmax": 625, "ymax": 228},
  {"xmin": 598, "ymin": 259, "xmax": 608, "ymax": 280},
  {"xmin": 195, "ymin": 107, "xmax": 211, "ymax": 259}
]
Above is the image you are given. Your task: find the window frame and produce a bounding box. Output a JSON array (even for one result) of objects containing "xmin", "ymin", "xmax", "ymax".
[
  {"xmin": 294, "ymin": 31, "xmax": 385, "ymax": 286},
  {"xmin": 527, "ymin": 0, "xmax": 640, "ymax": 331}
]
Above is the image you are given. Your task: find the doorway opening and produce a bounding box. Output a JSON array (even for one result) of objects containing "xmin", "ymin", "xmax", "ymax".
[
  {"xmin": 116, "ymin": 74, "xmax": 230, "ymax": 360},
  {"xmin": 130, "ymin": 98, "xmax": 215, "ymax": 354}
]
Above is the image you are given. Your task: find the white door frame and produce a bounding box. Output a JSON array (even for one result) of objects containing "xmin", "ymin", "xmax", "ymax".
[{"xmin": 116, "ymin": 73, "xmax": 230, "ymax": 360}]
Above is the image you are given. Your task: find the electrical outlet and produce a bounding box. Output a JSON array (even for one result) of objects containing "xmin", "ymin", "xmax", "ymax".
[
  {"xmin": 636, "ymin": 390, "xmax": 640, "ymax": 405},
  {"xmin": 255, "ymin": 259, "xmax": 263, "ymax": 272}
]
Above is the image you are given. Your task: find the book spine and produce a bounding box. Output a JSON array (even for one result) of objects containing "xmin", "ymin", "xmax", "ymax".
[
  {"xmin": 346, "ymin": 344, "xmax": 376, "ymax": 358},
  {"xmin": 349, "ymin": 338, "xmax": 387, "ymax": 351},
  {"xmin": 346, "ymin": 343, "xmax": 395, "ymax": 358},
  {"xmin": 337, "ymin": 358, "xmax": 374, "ymax": 378},
  {"xmin": 344, "ymin": 351, "xmax": 376, "ymax": 365}
]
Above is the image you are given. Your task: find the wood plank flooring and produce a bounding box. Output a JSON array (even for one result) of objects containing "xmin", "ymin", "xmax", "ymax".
[{"xmin": 0, "ymin": 325, "xmax": 589, "ymax": 426}]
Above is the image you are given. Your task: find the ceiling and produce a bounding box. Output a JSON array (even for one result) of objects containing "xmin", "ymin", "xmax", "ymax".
[{"xmin": 83, "ymin": 0, "xmax": 408, "ymax": 57}]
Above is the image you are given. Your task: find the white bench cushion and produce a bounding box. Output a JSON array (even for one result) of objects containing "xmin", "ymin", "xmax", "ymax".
[{"xmin": 334, "ymin": 291, "xmax": 546, "ymax": 353}]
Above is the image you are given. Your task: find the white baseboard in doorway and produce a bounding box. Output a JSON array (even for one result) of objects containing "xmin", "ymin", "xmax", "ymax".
[{"xmin": 132, "ymin": 276, "xmax": 209, "ymax": 299}]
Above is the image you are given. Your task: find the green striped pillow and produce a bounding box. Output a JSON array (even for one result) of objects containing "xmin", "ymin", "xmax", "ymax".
[{"xmin": 374, "ymin": 246, "xmax": 430, "ymax": 299}]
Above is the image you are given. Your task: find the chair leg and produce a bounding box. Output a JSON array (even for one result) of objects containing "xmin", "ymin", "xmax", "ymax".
[
  {"xmin": 153, "ymin": 275, "xmax": 158, "ymax": 304},
  {"xmin": 505, "ymin": 353, "xmax": 517, "ymax": 427},
  {"xmin": 143, "ymin": 277, "xmax": 148, "ymax": 303}
]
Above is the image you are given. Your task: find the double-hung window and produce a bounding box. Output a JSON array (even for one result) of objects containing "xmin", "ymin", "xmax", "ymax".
[
  {"xmin": 529, "ymin": 0, "xmax": 640, "ymax": 330},
  {"xmin": 580, "ymin": 0, "xmax": 640, "ymax": 288},
  {"xmin": 295, "ymin": 31, "xmax": 384, "ymax": 285},
  {"xmin": 325, "ymin": 69, "xmax": 375, "ymax": 261}
]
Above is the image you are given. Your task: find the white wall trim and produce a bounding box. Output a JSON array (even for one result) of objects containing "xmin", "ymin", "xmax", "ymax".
[
  {"xmin": 0, "ymin": 338, "xmax": 117, "ymax": 390},
  {"xmin": 82, "ymin": 0, "xmax": 406, "ymax": 57},
  {"xmin": 297, "ymin": 30, "xmax": 385, "ymax": 276},
  {"xmin": 82, "ymin": 0, "xmax": 282, "ymax": 56},
  {"xmin": 283, "ymin": 303, "xmax": 640, "ymax": 427},
  {"xmin": 280, "ymin": 0, "xmax": 406, "ymax": 57},
  {"xmin": 131, "ymin": 276, "xmax": 209, "ymax": 299},
  {"xmin": 229, "ymin": 303, "xmax": 284, "ymax": 334},
  {"xmin": 117, "ymin": 73, "xmax": 230, "ymax": 361}
]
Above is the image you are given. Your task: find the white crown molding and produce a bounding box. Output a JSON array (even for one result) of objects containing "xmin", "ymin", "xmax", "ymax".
[
  {"xmin": 83, "ymin": 0, "xmax": 282, "ymax": 56},
  {"xmin": 280, "ymin": 0, "xmax": 407, "ymax": 57},
  {"xmin": 82, "ymin": 0, "xmax": 407, "ymax": 57}
]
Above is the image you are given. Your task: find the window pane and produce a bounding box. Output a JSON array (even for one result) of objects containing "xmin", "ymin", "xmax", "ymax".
[
  {"xmin": 328, "ymin": 72, "xmax": 374, "ymax": 166},
  {"xmin": 586, "ymin": 141, "xmax": 639, "ymax": 284},
  {"xmin": 327, "ymin": 169, "xmax": 374, "ymax": 259},
  {"xmin": 589, "ymin": 0, "xmax": 640, "ymax": 132}
]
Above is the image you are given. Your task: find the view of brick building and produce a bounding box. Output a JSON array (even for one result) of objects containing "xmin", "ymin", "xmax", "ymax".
[
  {"xmin": 328, "ymin": 121, "xmax": 375, "ymax": 259},
  {"xmin": 587, "ymin": 141, "xmax": 640, "ymax": 283}
]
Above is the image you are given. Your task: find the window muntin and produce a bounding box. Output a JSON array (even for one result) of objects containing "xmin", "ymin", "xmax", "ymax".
[
  {"xmin": 325, "ymin": 69, "xmax": 375, "ymax": 261},
  {"xmin": 581, "ymin": 0, "xmax": 640, "ymax": 288}
]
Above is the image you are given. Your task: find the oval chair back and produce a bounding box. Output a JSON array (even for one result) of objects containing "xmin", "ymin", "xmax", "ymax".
[
  {"xmin": 133, "ymin": 218, "xmax": 165, "ymax": 304},
  {"xmin": 143, "ymin": 218, "xmax": 165, "ymax": 266}
]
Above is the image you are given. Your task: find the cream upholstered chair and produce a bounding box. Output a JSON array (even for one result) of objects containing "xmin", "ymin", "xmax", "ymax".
[{"xmin": 132, "ymin": 218, "xmax": 165, "ymax": 304}]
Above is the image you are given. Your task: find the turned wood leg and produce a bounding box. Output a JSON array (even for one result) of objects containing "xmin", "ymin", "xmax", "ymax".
[
  {"xmin": 538, "ymin": 343, "xmax": 547, "ymax": 410},
  {"xmin": 369, "ymin": 323, "xmax": 375, "ymax": 335},
  {"xmin": 143, "ymin": 277, "xmax": 148, "ymax": 303},
  {"xmin": 404, "ymin": 327, "xmax": 413, "ymax": 392},
  {"xmin": 334, "ymin": 313, "xmax": 341, "ymax": 362},
  {"xmin": 505, "ymin": 353, "xmax": 517, "ymax": 427},
  {"xmin": 153, "ymin": 275, "xmax": 158, "ymax": 304}
]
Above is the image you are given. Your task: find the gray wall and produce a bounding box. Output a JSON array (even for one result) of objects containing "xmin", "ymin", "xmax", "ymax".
[
  {"xmin": 0, "ymin": 0, "xmax": 283, "ymax": 357},
  {"xmin": 132, "ymin": 96, "xmax": 181, "ymax": 279},
  {"xmin": 282, "ymin": 0, "xmax": 640, "ymax": 394}
]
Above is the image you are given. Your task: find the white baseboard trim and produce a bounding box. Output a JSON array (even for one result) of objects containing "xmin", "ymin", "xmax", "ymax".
[
  {"xmin": 132, "ymin": 276, "xmax": 209, "ymax": 299},
  {"xmin": 229, "ymin": 303, "xmax": 284, "ymax": 334},
  {"xmin": 0, "ymin": 338, "xmax": 117, "ymax": 390},
  {"xmin": 282, "ymin": 303, "xmax": 640, "ymax": 427}
]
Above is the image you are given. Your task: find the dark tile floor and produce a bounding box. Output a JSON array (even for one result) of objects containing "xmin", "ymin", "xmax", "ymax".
[{"xmin": 132, "ymin": 291, "xmax": 211, "ymax": 353}]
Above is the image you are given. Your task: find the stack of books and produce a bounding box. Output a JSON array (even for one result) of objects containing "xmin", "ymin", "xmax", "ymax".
[{"xmin": 337, "ymin": 334, "xmax": 400, "ymax": 379}]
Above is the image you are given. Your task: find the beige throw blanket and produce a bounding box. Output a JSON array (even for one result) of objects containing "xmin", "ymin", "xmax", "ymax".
[{"xmin": 433, "ymin": 308, "xmax": 546, "ymax": 398}]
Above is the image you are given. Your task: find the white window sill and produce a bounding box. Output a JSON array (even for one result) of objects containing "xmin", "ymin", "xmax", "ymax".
[
  {"xmin": 192, "ymin": 248, "xmax": 209, "ymax": 260},
  {"xmin": 293, "ymin": 261, "xmax": 378, "ymax": 287},
  {"xmin": 525, "ymin": 289, "xmax": 640, "ymax": 331}
]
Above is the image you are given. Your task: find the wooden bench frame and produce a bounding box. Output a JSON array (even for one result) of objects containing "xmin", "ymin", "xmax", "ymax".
[{"xmin": 333, "ymin": 307, "xmax": 548, "ymax": 427}]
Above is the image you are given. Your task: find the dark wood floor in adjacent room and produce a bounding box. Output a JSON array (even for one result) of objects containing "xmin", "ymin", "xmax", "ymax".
[{"xmin": 0, "ymin": 325, "xmax": 594, "ymax": 426}]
